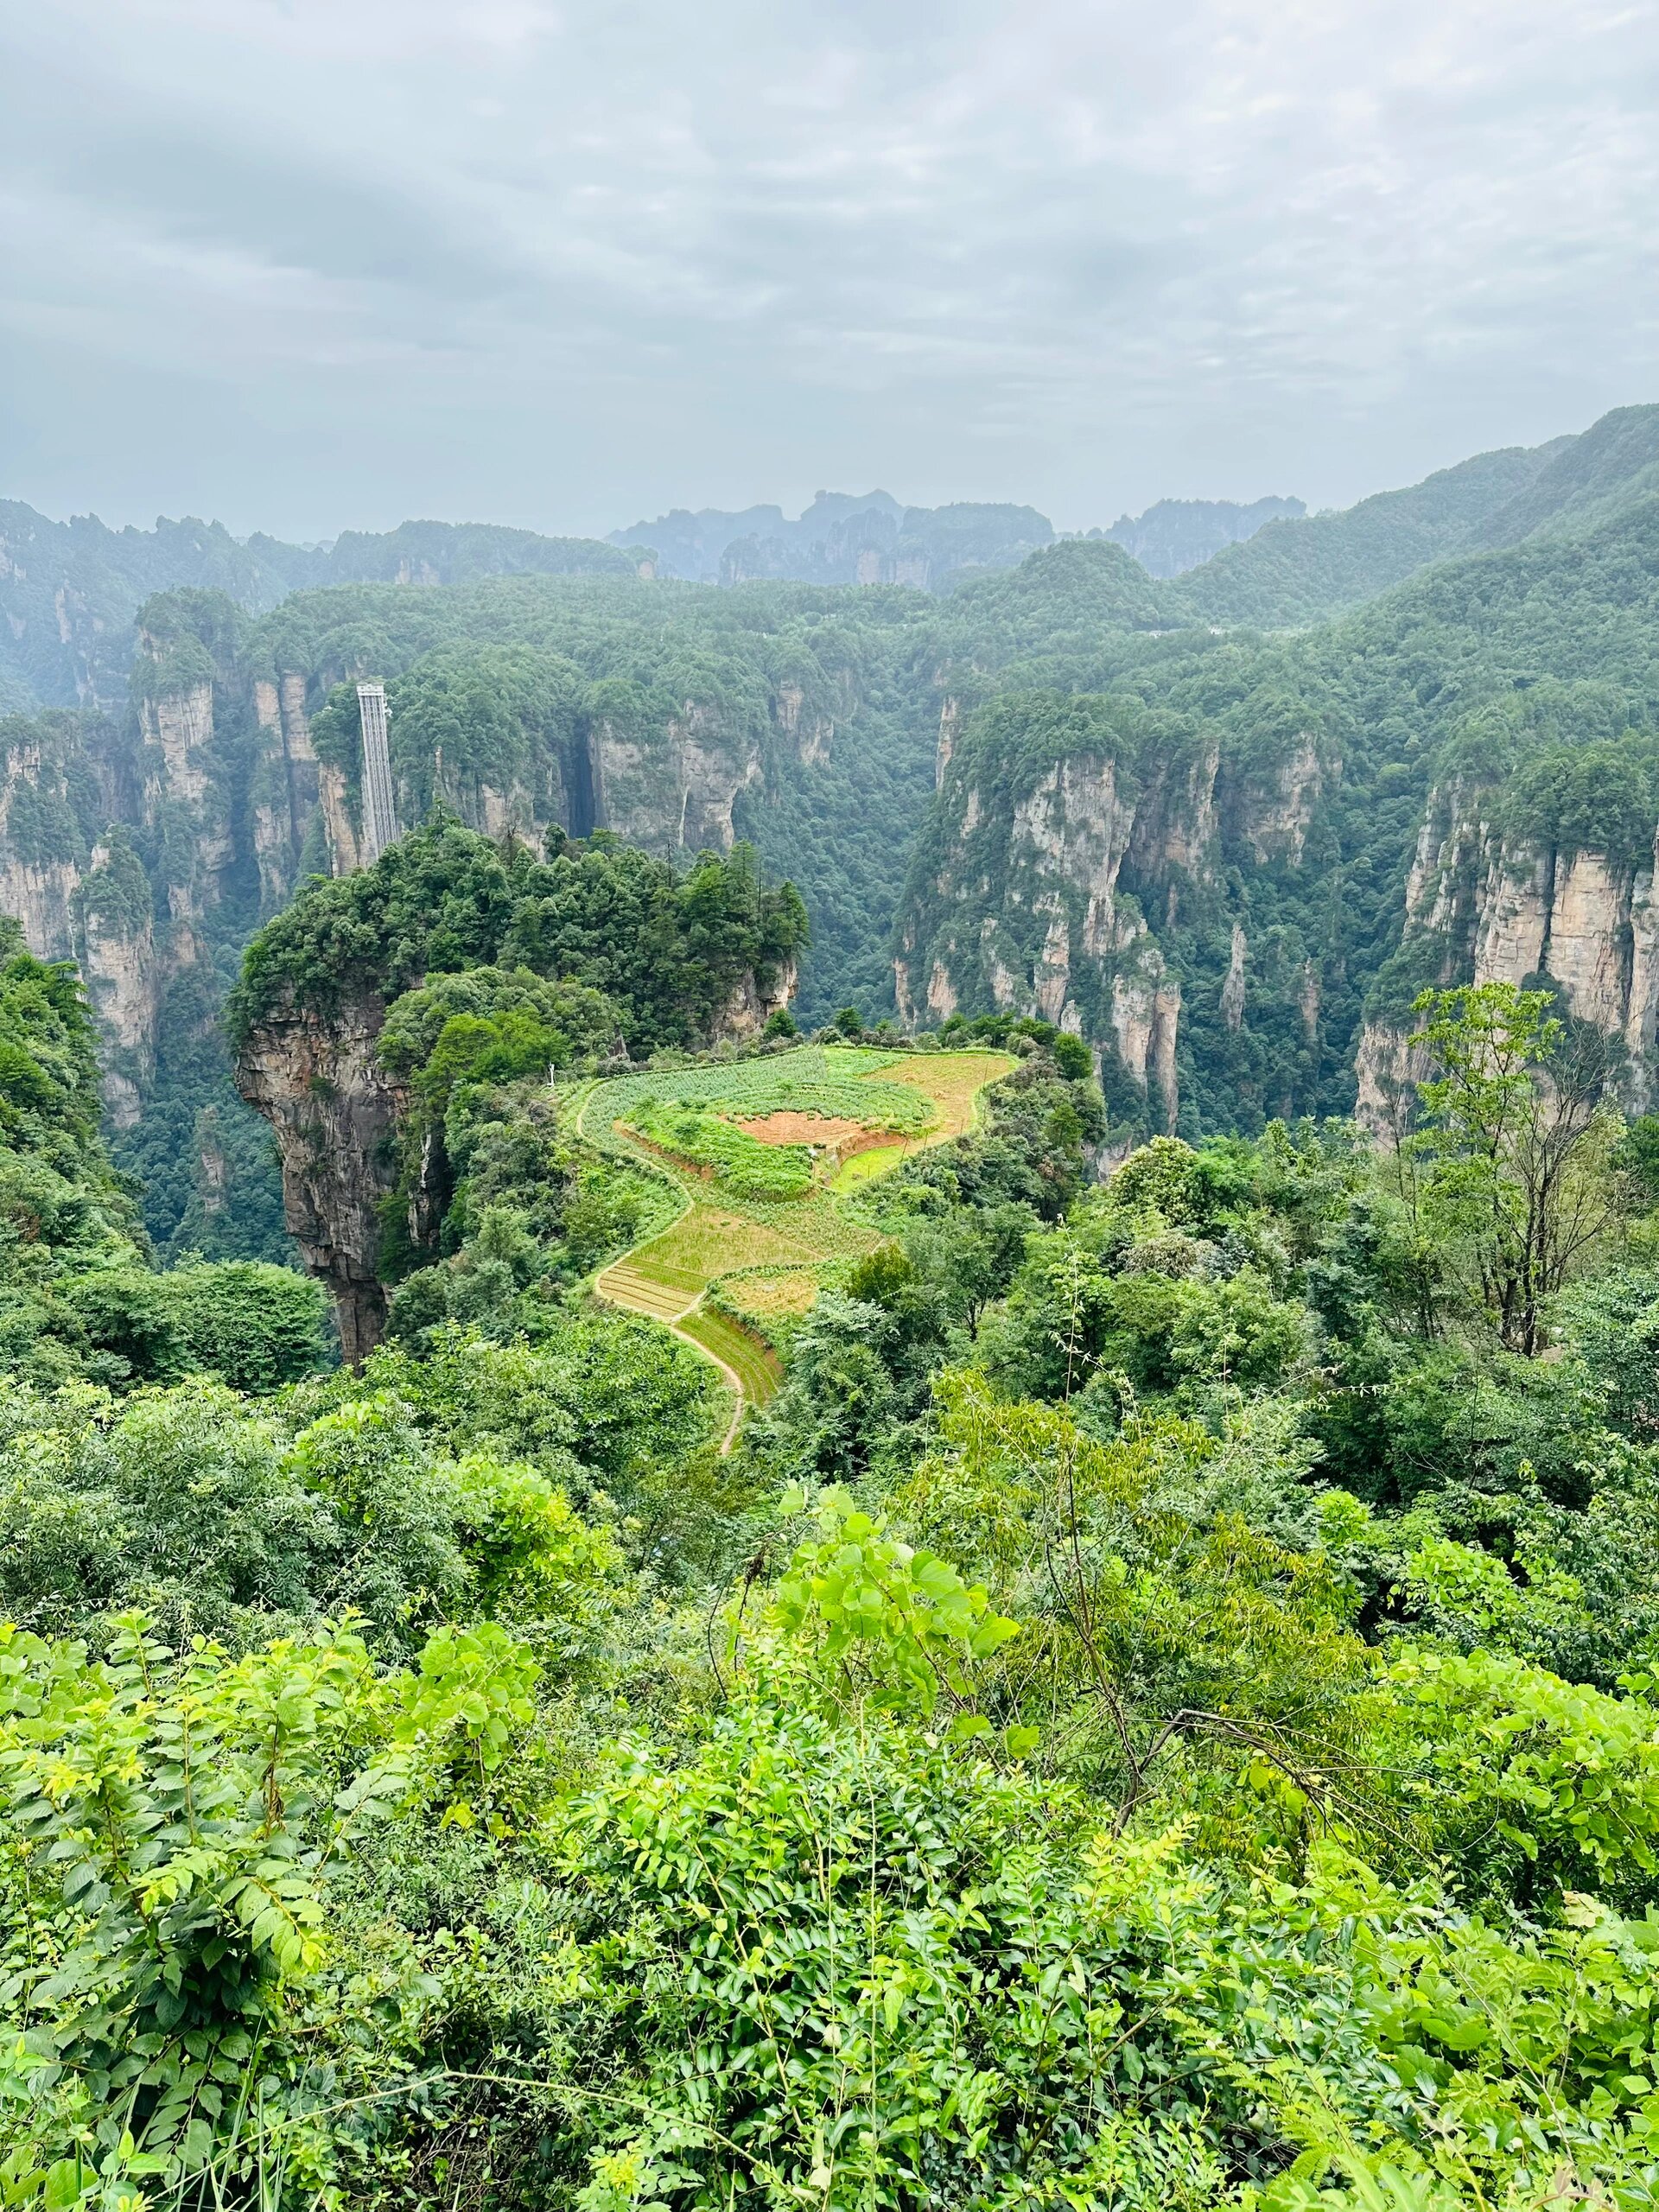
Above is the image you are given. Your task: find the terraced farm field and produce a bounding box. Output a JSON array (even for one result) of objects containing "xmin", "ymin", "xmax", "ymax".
[{"xmin": 576, "ymin": 1045, "xmax": 1014, "ymax": 1446}]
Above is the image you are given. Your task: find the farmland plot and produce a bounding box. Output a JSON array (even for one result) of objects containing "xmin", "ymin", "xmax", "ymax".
[{"xmin": 575, "ymin": 1045, "xmax": 1014, "ymax": 1439}]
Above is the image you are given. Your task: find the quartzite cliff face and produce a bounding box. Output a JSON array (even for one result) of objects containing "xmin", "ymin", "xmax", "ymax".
[
  {"xmin": 0, "ymin": 598, "xmax": 854, "ymax": 1140},
  {"xmin": 895, "ymin": 709, "xmax": 1341, "ymax": 1138},
  {"xmin": 1353, "ymin": 772, "xmax": 1659, "ymax": 1128},
  {"xmin": 233, "ymin": 989, "xmax": 405, "ymax": 1363},
  {"xmin": 899, "ymin": 690, "xmax": 1659, "ymax": 1140},
  {"xmin": 0, "ymin": 620, "xmax": 243, "ymax": 1128}
]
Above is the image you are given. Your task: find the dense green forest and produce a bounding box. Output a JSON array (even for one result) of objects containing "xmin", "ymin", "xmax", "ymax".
[
  {"xmin": 0, "ymin": 913, "xmax": 324, "ymax": 1392},
  {"xmin": 171, "ymin": 564, "xmax": 956, "ymax": 1028},
  {"xmin": 2, "ymin": 776, "xmax": 1659, "ymax": 2205}
]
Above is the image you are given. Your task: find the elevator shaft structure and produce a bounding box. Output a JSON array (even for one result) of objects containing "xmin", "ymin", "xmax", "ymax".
[{"xmin": 356, "ymin": 682, "xmax": 400, "ymax": 865}]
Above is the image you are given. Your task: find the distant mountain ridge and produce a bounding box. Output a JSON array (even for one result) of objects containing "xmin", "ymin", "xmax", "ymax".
[
  {"xmin": 0, "ymin": 508, "xmax": 643, "ymax": 711},
  {"xmin": 608, "ymin": 492, "xmax": 1056, "ymax": 591},
  {"xmin": 1095, "ymin": 495, "xmax": 1306, "ymax": 577},
  {"xmin": 606, "ymin": 490, "xmax": 903, "ymax": 582},
  {"xmin": 1168, "ymin": 441, "xmax": 1577, "ymax": 628},
  {"xmin": 8, "ymin": 400, "xmax": 1658, "ymax": 715}
]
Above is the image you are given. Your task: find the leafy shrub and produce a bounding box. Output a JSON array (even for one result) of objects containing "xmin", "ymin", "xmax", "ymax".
[{"xmin": 0, "ymin": 1611, "xmax": 536, "ymax": 2203}]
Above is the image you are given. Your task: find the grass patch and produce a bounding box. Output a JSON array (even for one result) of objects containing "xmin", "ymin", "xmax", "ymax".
[
  {"xmin": 592, "ymin": 1262, "xmax": 694, "ymax": 1321},
  {"xmin": 679, "ymin": 1306, "xmax": 782, "ymax": 1407},
  {"xmin": 830, "ymin": 1141, "xmax": 911, "ymax": 1192}
]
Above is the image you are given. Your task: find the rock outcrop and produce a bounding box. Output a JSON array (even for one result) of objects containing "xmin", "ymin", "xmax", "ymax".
[
  {"xmin": 233, "ymin": 989, "xmax": 405, "ymax": 1361},
  {"xmin": 0, "ymin": 723, "xmax": 98, "ymax": 958},
  {"xmin": 914, "ymin": 698, "xmax": 1659, "ymax": 1142},
  {"xmin": 1236, "ymin": 740, "xmax": 1328, "ymax": 866},
  {"xmin": 897, "ymin": 721, "xmax": 1335, "ymax": 1134},
  {"xmin": 0, "ymin": 695, "xmax": 207, "ymax": 1125},
  {"xmin": 714, "ymin": 958, "xmax": 799, "ymax": 1039},
  {"xmin": 590, "ymin": 706, "xmax": 763, "ymax": 855},
  {"xmin": 130, "ymin": 635, "xmax": 833, "ymax": 889},
  {"xmin": 1352, "ymin": 766, "xmax": 1659, "ymax": 1130},
  {"xmin": 75, "ymin": 838, "xmax": 160, "ymax": 1128},
  {"xmin": 251, "ymin": 674, "xmax": 322, "ymax": 902},
  {"xmin": 1353, "ymin": 1022, "xmax": 1430, "ymax": 1139}
]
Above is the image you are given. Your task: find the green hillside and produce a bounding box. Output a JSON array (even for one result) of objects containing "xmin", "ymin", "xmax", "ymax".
[
  {"xmin": 1169, "ymin": 436, "xmax": 1572, "ymax": 626},
  {"xmin": 897, "ymin": 488, "xmax": 1659, "ymax": 1143},
  {"xmin": 1470, "ymin": 401, "xmax": 1659, "ymax": 547}
]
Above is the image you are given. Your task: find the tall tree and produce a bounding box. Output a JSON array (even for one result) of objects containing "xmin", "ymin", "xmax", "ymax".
[{"xmin": 1406, "ymin": 981, "xmax": 1629, "ymax": 1352}]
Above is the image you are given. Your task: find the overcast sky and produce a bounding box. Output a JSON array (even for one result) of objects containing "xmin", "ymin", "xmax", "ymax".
[{"xmin": 3, "ymin": 0, "xmax": 1656, "ymax": 543}]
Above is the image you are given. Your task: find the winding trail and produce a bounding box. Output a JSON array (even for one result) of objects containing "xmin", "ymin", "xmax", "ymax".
[
  {"xmin": 591, "ymin": 1256, "xmax": 763, "ymax": 1454},
  {"xmin": 575, "ymin": 1047, "xmax": 1012, "ymax": 1452}
]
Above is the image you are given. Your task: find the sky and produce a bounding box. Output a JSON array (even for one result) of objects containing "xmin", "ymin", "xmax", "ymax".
[{"xmin": 3, "ymin": 0, "xmax": 1657, "ymax": 543}]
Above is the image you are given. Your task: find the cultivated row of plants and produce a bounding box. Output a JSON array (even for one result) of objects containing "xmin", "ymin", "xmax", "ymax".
[
  {"xmin": 615, "ymin": 1055, "xmax": 937, "ymax": 1202},
  {"xmin": 620, "ymin": 1098, "xmax": 817, "ymax": 1198}
]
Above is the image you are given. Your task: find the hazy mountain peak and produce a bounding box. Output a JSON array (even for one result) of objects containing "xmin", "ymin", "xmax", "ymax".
[{"xmin": 1096, "ymin": 495, "xmax": 1306, "ymax": 578}]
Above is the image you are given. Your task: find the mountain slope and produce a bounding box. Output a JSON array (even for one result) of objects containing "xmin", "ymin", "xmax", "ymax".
[
  {"xmin": 896, "ymin": 492, "xmax": 1659, "ymax": 1142},
  {"xmin": 1468, "ymin": 403, "xmax": 1659, "ymax": 549},
  {"xmin": 1169, "ymin": 438, "xmax": 1575, "ymax": 627}
]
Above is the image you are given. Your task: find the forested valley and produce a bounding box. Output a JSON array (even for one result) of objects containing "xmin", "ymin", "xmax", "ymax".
[
  {"xmin": 9, "ymin": 400, "xmax": 1659, "ymax": 1271},
  {"xmin": 4, "ymin": 403, "xmax": 1659, "ymax": 2209}
]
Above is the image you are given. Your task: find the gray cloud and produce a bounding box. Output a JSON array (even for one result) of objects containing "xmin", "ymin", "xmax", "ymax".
[{"xmin": 2, "ymin": 0, "xmax": 1656, "ymax": 538}]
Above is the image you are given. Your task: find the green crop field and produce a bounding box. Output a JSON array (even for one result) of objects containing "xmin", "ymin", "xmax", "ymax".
[
  {"xmin": 677, "ymin": 1306, "xmax": 783, "ymax": 1409},
  {"xmin": 715, "ymin": 1265, "xmax": 823, "ymax": 1333},
  {"xmin": 578, "ymin": 1044, "xmax": 1015, "ymax": 1438},
  {"xmin": 622, "ymin": 1099, "xmax": 816, "ymax": 1198}
]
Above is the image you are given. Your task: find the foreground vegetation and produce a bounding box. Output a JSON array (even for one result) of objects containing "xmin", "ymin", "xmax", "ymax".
[{"xmin": 4, "ymin": 815, "xmax": 1659, "ymax": 2209}]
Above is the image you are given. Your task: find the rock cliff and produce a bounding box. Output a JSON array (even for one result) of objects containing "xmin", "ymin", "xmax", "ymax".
[
  {"xmin": 1354, "ymin": 762, "xmax": 1659, "ymax": 1128},
  {"xmin": 905, "ymin": 695, "xmax": 1659, "ymax": 1142},
  {"xmin": 232, "ymin": 988, "xmax": 405, "ymax": 1362},
  {"xmin": 715, "ymin": 958, "xmax": 799, "ymax": 1039},
  {"xmin": 142, "ymin": 618, "xmax": 861, "ymax": 895},
  {"xmin": 590, "ymin": 704, "xmax": 763, "ymax": 855},
  {"xmin": 0, "ymin": 575, "xmax": 909, "ymax": 1224},
  {"xmin": 895, "ymin": 702, "xmax": 1338, "ymax": 1136},
  {"xmin": 0, "ymin": 672, "xmax": 226, "ymax": 1128}
]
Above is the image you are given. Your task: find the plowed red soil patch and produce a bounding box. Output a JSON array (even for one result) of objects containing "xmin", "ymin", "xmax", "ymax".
[{"xmin": 733, "ymin": 1111, "xmax": 874, "ymax": 1147}]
